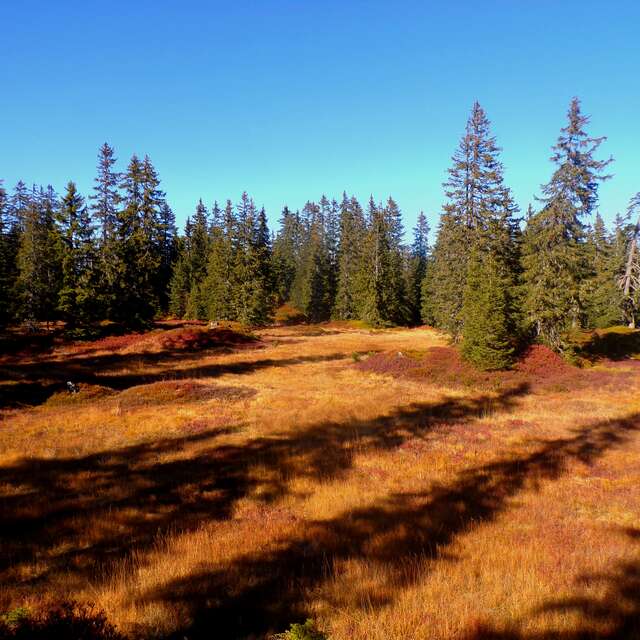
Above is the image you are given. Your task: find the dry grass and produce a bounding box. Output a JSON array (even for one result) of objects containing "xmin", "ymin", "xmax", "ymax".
[{"xmin": 1, "ymin": 323, "xmax": 640, "ymax": 639}]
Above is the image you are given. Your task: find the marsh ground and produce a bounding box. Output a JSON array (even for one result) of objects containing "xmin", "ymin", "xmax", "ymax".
[{"xmin": 1, "ymin": 322, "xmax": 640, "ymax": 639}]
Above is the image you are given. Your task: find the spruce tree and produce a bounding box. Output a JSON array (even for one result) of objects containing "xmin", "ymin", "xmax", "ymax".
[
  {"xmin": 15, "ymin": 186, "xmax": 62, "ymax": 325},
  {"xmin": 522, "ymin": 98, "xmax": 612, "ymax": 348},
  {"xmin": 57, "ymin": 182, "xmax": 97, "ymax": 328},
  {"xmin": 461, "ymin": 240, "xmax": 515, "ymax": 370},
  {"xmin": 583, "ymin": 214, "xmax": 623, "ymax": 328},
  {"xmin": 113, "ymin": 154, "xmax": 160, "ymax": 326},
  {"xmin": 407, "ymin": 211, "xmax": 430, "ymax": 325},
  {"xmin": 232, "ymin": 192, "xmax": 275, "ymax": 325},
  {"xmin": 272, "ymin": 206, "xmax": 301, "ymax": 305},
  {"xmin": 428, "ymin": 102, "xmax": 519, "ymax": 339},
  {"xmin": 0, "ymin": 181, "xmax": 19, "ymax": 325},
  {"xmin": 334, "ymin": 194, "xmax": 366, "ymax": 319},
  {"xmin": 90, "ymin": 143, "xmax": 121, "ymax": 318}
]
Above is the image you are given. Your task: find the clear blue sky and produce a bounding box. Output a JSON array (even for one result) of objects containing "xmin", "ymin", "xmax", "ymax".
[{"xmin": 1, "ymin": 1, "xmax": 638, "ymax": 238}]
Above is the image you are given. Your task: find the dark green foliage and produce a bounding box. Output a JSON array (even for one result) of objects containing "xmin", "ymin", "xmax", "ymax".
[
  {"xmin": 14, "ymin": 186, "xmax": 63, "ymax": 324},
  {"xmin": 522, "ymin": 98, "xmax": 612, "ymax": 349},
  {"xmin": 462, "ymin": 241, "xmax": 515, "ymax": 370},
  {"xmin": 57, "ymin": 182, "xmax": 97, "ymax": 327},
  {"xmin": 582, "ymin": 213, "xmax": 625, "ymax": 328},
  {"xmin": 0, "ymin": 181, "xmax": 19, "ymax": 325},
  {"xmin": 334, "ymin": 194, "xmax": 366, "ymax": 319},
  {"xmin": 272, "ymin": 206, "xmax": 302, "ymax": 304},
  {"xmin": 274, "ymin": 619, "xmax": 327, "ymax": 640},
  {"xmin": 406, "ymin": 211, "xmax": 429, "ymax": 325},
  {"xmin": 231, "ymin": 193, "xmax": 275, "ymax": 325},
  {"xmin": 202, "ymin": 201, "xmax": 235, "ymax": 320},
  {"xmin": 427, "ymin": 102, "xmax": 519, "ymax": 341}
]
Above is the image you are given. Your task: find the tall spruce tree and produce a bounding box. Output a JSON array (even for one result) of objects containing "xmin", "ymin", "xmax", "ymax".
[
  {"xmin": 15, "ymin": 186, "xmax": 63, "ymax": 325},
  {"xmin": 522, "ymin": 98, "xmax": 612, "ymax": 348},
  {"xmin": 427, "ymin": 102, "xmax": 519, "ymax": 340},
  {"xmin": 272, "ymin": 206, "xmax": 301, "ymax": 305},
  {"xmin": 90, "ymin": 143, "xmax": 121, "ymax": 317},
  {"xmin": 231, "ymin": 192, "xmax": 275, "ymax": 325},
  {"xmin": 407, "ymin": 211, "xmax": 430, "ymax": 325},
  {"xmin": 0, "ymin": 181, "xmax": 19, "ymax": 325},
  {"xmin": 334, "ymin": 194, "xmax": 366, "ymax": 319},
  {"xmin": 57, "ymin": 182, "xmax": 97, "ymax": 328}
]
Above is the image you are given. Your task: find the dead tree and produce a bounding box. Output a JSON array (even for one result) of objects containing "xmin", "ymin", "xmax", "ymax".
[{"xmin": 619, "ymin": 193, "xmax": 640, "ymax": 328}]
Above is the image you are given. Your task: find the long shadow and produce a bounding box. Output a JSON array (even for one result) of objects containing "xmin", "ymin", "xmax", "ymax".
[
  {"xmin": 467, "ymin": 527, "xmax": 640, "ymax": 639},
  {"xmin": 137, "ymin": 411, "xmax": 640, "ymax": 639},
  {"xmin": 0, "ymin": 384, "xmax": 527, "ymax": 597},
  {"xmin": 0, "ymin": 351, "xmax": 352, "ymax": 409}
]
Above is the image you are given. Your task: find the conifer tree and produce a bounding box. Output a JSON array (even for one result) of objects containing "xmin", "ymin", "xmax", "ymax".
[
  {"xmin": 232, "ymin": 192, "xmax": 275, "ymax": 325},
  {"xmin": 203, "ymin": 202, "xmax": 236, "ymax": 321},
  {"xmin": 57, "ymin": 182, "xmax": 97, "ymax": 328},
  {"xmin": 582, "ymin": 214, "xmax": 623, "ymax": 328},
  {"xmin": 113, "ymin": 154, "xmax": 160, "ymax": 326},
  {"xmin": 182, "ymin": 199, "xmax": 210, "ymax": 319},
  {"xmin": 272, "ymin": 206, "xmax": 301, "ymax": 304},
  {"xmin": 357, "ymin": 197, "xmax": 390, "ymax": 325},
  {"xmin": 334, "ymin": 194, "xmax": 366, "ymax": 319},
  {"xmin": 428, "ymin": 102, "xmax": 519, "ymax": 339},
  {"xmin": 90, "ymin": 143, "xmax": 121, "ymax": 317},
  {"xmin": 0, "ymin": 181, "xmax": 19, "ymax": 325},
  {"xmin": 15, "ymin": 186, "xmax": 63, "ymax": 324},
  {"xmin": 522, "ymin": 98, "xmax": 612, "ymax": 348},
  {"xmin": 407, "ymin": 211, "xmax": 429, "ymax": 324},
  {"xmin": 461, "ymin": 240, "xmax": 515, "ymax": 370}
]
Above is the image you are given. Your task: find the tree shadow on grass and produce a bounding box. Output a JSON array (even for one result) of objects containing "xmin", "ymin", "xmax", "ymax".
[
  {"xmin": 137, "ymin": 411, "xmax": 640, "ymax": 639},
  {"xmin": 467, "ymin": 527, "xmax": 640, "ymax": 639},
  {"xmin": 0, "ymin": 351, "xmax": 354, "ymax": 409},
  {"xmin": 0, "ymin": 385, "xmax": 527, "ymax": 603}
]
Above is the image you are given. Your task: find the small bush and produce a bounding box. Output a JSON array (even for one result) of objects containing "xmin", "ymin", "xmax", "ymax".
[
  {"xmin": 272, "ymin": 619, "xmax": 327, "ymax": 640},
  {"xmin": 0, "ymin": 601, "xmax": 124, "ymax": 640}
]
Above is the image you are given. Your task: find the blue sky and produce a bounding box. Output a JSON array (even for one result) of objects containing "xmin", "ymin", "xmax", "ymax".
[{"xmin": 1, "ymin": 1, "xmax": 638, "ymax": 238}]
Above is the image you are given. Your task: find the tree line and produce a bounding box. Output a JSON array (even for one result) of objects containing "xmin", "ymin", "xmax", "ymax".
[{"xmin": 1, "ymin": 98, "xmax": 639, "ymax": 368}]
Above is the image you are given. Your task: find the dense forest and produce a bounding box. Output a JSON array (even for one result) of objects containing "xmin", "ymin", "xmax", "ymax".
[{"xmin": 1, "ymin": 98, "xmax": 639, "ymax": 369}]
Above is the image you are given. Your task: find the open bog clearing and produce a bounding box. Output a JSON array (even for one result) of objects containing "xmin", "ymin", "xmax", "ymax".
[{"xmin": 1, "ymin": 322, "xmax": 640, "ymax": 639}]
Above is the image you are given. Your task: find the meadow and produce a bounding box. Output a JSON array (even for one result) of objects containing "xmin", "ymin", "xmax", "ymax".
[{"xmin": 1, "ymin": 321, "xmax": 640, "ymax": 639}]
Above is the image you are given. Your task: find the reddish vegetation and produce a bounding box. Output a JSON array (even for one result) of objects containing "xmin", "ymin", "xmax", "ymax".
[
  {"xmin": 513, "ymin": 344, "xmax": 573, "ymax": 376},
  {"xmin": 355, "ymin": 343, "xmax": 635, "ymax": 392},
  {"xmin": 117, "ymin": 380, "xmax": 256, "ymax": 407},
  {"xmin": 67, "ymin": 326, "xmax": 261, "ymax": 357}
]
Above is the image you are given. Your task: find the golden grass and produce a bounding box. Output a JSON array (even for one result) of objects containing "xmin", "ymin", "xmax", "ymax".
[{"xmin": 1, "ymin": 324, "xmax": 640, "ymax": 639}]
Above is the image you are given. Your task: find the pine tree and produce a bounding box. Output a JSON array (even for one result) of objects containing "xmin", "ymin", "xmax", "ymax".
[
  {"xmin": 113, "ymin": 154, "xmax": 160, "ymax": 326},
  {"xmin": 461, "ymin": 241, "xmax": 515, "ymax": 370},
  {"xmin": 334, "ymin": 194, "xmax": 366, "ymax": 319},
  {"xmin": 15, "ymin": 186, "xmax": 63, "ymax": 325},
  {"xmin": 157, "ymin": 202, "xmax": 178, "ymax": 311},
  {"xmin": 407, "ymin": 211, "xmax": 430, "ymax": 325},
  {"xmin": 203, "ymin": 204, "xmax": 236, "ymax": 320},
  {"xmin": 522, "ymin": 98, "xmax": 612, "ymax": 348},
  {"xmin": 582, "ymin": 214, "xmax": 623, "ymax": 328},
  {"xmin": 182, "ymin": 199, "xmax": 209, "ymax": 319},
  {"xmin": 232, "ymin": 192, "xmax": 275, "ymax": 325},
  {"xmin": 357, "ymin": 197, "xmax": 390, "ymax": 325},
  {"xmin": 272, "ymin": 206, "xmax": 301, "ymax": 305},
  {"xmin": 428, "ymin": 102, "xmax": 519, "ymax": 339},
  {"xmin": 0, "ymin": 181, "xmax": 19, "ymax": 325},
  {"xmin": 90, "ymin": 143, "xmax": 121, "ymax": 318},
  {"xmin": 57, "ymin": 182, "xmax": 97, "ymax": 328},
  {"xmin": 293, "ymin": 214, "xmax": 332, "ymax": 322}
]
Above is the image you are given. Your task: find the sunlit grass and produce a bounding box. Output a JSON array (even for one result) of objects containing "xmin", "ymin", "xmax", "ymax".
[{"xmin": 1, "ymin": 323, "xmax": 639, "ymax": 638}]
